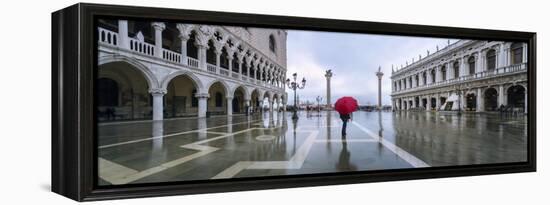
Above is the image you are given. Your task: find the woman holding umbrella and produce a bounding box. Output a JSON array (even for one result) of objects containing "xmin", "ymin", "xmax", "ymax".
[{"xmin": 334, "ymin": 96, "xmax": 358, "ymax": 137}]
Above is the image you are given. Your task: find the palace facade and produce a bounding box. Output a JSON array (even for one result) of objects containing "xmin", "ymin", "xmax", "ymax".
[
  {"xmin": 391, "ymin": 40, "xmax": 527, "ymax": 113},
  {"xmin": 97, "ymin": 20, "xmax": 287, "ymax": 121}
]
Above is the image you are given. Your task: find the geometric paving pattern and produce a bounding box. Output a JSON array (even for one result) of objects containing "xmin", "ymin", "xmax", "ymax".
[{"xmin": 98, "ymin": 111, "xmax": 527, "ymax": 185}]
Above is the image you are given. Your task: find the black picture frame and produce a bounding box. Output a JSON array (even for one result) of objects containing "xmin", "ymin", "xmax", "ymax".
[{"xmin": 52, "ymin": 3, "xmax": 536, "ymax": 201}]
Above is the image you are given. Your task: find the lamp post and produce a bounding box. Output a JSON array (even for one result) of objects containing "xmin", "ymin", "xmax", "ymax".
[{"xmin": 286, "ymin": 73, "xmax": 306, "ymax": 120}]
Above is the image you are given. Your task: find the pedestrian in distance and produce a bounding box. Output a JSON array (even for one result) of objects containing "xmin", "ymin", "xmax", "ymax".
[{"xmin": 340, "ymin": 112, "xmax": 352, "ymax": 136}]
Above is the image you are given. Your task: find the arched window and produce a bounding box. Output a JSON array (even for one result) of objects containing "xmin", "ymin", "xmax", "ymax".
[
  {"xmin": 422, "ymin": 72, "xmax": 427, "ymax": 85},
  {"xmin": 486, "ymin": 49, "xmax": 496, "ymax": 71},
  {"xmin": 415, "ymin": 75, "xmax": 419, "ymax": 87},
  {"xmin": 431, "ymin": 69, "xmax": 436, "ymax": 83},
  {"xmin": 206, "ymin": 40, "xmax": 216, "ymax": 65},
  {"xmin": 187, "ymin": 32, "xmax": 198, "ymax": 59},
  {"xmin": 468, "ymin": 56, "xmax": 476, "ymax": 75},
  {"xmin": 220, "ymin": 47, "xmax": 229, "ymax": 69},
  {"xmin": 453, "ymin": 61, "xmax": 460, "ymax": 78},
  {"xmin": 441, "ymin": 66, "xmax": 447, "ymax": 81},
  {"xmin": 232, "ymin": 53, "xmax": 239, "ymax": 72},
  {"xmin": 215, "ymin": 92, "xmax": 223, "ymax": 107},
  {"xmin": 242, "ymin": 57, "xmax": 249, "ymax": 75},
  {"xmin": 269, "ymin": 35, "xmax": 276, "ymax": 53},
  {"xmin": 511, "ymin": 43, "xmax": 523, "ymax": 64},
  {"xmin": 191, "ymin": 89, "xmax": 198, "ymax": 107}
]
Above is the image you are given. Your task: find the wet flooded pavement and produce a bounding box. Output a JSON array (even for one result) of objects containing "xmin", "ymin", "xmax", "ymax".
[{"xmin": 97, "ymin": 111, "xmax": 527, "ymax": 185}]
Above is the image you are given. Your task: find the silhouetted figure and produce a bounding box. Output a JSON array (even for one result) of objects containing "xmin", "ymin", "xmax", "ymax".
[{"xmin": 340, "ymin": 113, "xmax": 351, "ymax": 136}]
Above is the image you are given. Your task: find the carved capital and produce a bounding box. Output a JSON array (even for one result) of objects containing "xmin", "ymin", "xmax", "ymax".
[
  {"xmin": 149, "ymin": 88, "xmax": 167, "ymax": 95},
  {"xmin": 151, "ymin": 22, "xmax": 166, "ymax": 31}
]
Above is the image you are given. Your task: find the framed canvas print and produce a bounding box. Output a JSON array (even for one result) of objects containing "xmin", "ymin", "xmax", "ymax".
[{"xmin": 52, "ymin": 3, "xmax": 536, "ymax": 201}]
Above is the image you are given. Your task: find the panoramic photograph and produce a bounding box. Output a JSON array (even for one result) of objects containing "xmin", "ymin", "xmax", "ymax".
[{"xmin": 96, "ymin": 19, "xmax": 528, "ymax": 185}]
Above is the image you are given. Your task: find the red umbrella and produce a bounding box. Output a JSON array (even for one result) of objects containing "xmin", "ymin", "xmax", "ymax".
[{"xmin": 334, "ymin": 96, "xmax": 358, "ymax": 115}]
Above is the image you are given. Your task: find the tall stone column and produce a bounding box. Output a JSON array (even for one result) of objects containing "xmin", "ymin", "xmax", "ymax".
[
  {"xmin": 325, "ymin": 70, "xmax": 333, "ymax": 108},
  {"xmin": 117, "ymin": 20, "xmax": 129, "ymax": 49},
  {"xmin": 269, "ymin": 99, "xmax": 274, "ymax": 112},
  {"xmin": 196, "ymin": 93, "xmax": 209, "ymax": 118},
  {"xmin": 376, "ymin": 67, "xmax": 384, "ymax": 109},
  {"xmin": 150, "ymin": 89, "xmax": 166, "ymax": 121},
  {"xmin": 226, "ymin": 97, "xmax": 233, "ymax": 116},
  {"xmin": 151, "ymin": 22, "xmax": 166, "ymax": 58}
]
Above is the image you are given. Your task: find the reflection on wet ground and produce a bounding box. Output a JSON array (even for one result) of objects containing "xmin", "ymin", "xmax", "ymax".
[{"xmin": 97, "ymin": 111, "xmax": 527, "ymax": 185}]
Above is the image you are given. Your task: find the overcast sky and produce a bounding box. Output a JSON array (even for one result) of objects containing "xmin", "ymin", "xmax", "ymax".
[{"xmin": 284, "ymin": 30, "xmax": 458, "ymax": 106}]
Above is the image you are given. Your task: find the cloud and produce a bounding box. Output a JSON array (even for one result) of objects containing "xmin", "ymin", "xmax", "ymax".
[{"xmin": 285, "ymin": 30, "xmax": 459, "ymax": 106}]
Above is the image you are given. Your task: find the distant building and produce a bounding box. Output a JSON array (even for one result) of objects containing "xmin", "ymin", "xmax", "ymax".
[
  {"xmin": 97, "ymin": 19, "xmax": 287, "ymax": 121},
  {"xmin": 390, "ymin": 40, "xmax": 527, "ymax": 113}
]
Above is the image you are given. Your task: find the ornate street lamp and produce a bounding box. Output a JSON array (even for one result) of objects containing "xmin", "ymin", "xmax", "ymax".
[{"xmin": 286, "ymin": 73, "xmax": 306, "ymax": 120}]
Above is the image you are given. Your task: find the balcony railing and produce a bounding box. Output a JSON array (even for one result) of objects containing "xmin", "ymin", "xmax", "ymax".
[
  {"xmin": 232, "ymin": 72, "xmax": 239, "ymax": 79},
  {"xmin": 392, "ymin": 63, "xmax": 526, "ymax": 95},
  {"xmin": 206, "ymin": 63, "xmax": 217, "ymax": 73},
  {"xmin": 220, "ymin": 69, "xmax": 230, "ymax": 76},
  {"xmin": 98, "ymin": 28, "xmax": 118, "ymax": 46},
  {"xmin": 162, "ymin": 49, "xmax": 182, "ymax": 64},
  {"xmin": 129, "ymin": 38, "xmax": 155, "ymax": 56},
  {"xmin": 187, "ymin": 57, "xmax": 199, "ymax": 68}
]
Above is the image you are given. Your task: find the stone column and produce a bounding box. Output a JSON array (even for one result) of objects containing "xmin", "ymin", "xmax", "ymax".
[
  {"xmin": 269, "ymin": 99, "xmax": 274, "ymax": 112},
  {"xmin": 227, "ymin": 55, "xmax": 234, "ymax": 72},
  {"xmin": 259, "ymin": 100, "xmax": 264, "ymax": 113},
  {"xmin": 196, "ymin": 40, "xmax": 208, "ymax": 70},
  {"xmin": 117, "ymin": 20, "xmax": 129, "ymax": 49},
  {"xmin": 226, "ymin": 97, "xmax": 233, "ymax": 115},
  {"xmin": 460, "ymin": 57, "xmax": 468, "ymax": 77},
  {"xmin": 150, "ymin": 89, "xmax": 166, "ymax": 121},
  {"xmin": 215, "ymin": 49, "xmax": 222, "ymax": 74},
  {"xmin": 196, "ymin": 93, "xmax": 209, "ymax": 118},
  {"xmin": 476, "ymin": 88, "xmax": 484, "ymax": 112},
  {"xmin": 179, "ymin": 35, "xmax": 189, "ymax": 65},
  {"xmin": 151, "ymin": 22, "xmax": 166, "ymax": 58},
  {"xmin": 325, "ymin": 70, "xmax": 333, "ymax": 108}
]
